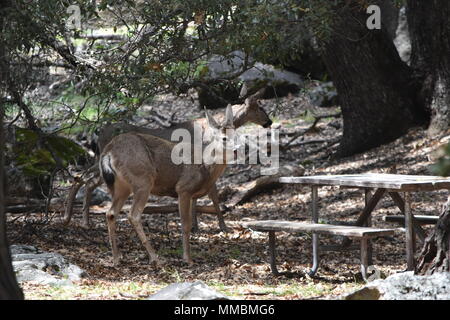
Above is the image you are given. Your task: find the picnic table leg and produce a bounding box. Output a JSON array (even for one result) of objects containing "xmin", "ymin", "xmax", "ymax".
[
  {"xmin": 309, "ymin": 186, "xmax": 320, "ymax": 276},
  {"xmin": 268, "ymin": 231, "xmax": 279, "ymax": 275},
  {"xmin": 389, "ymin": 192, "xmax": 426, "ymax": 243},
  {"xmin": 364, "ymin": 189, "xmax": 373, "ymax": 266},
  {"xmin": 360, "ymin": 237, "xmax": 369, "ymax": 281},
  {"xmin": 404, "ymin": 192, "xmax": 416, "ymax": 270}
]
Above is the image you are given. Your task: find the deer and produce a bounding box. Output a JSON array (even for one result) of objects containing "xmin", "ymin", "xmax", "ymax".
[
  {"xmin": 99, "ymin": 105, "xmax": 239, "ymax": 265},
  {"xmin": 64, "ymin": 90, "xmax": 272, "ymax": 232}
]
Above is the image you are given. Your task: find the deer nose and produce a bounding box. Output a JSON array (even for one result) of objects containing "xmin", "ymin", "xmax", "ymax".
[{"xmin": 263, "ymin": 119, "xmax": 272, "ymax": 128}]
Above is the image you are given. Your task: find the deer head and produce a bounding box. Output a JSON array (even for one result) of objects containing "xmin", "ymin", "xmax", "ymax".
[
  {"xmin": 204, "ymin": 104, "xmax": 237, "ymax": 165},
  {"xmin": 233, "ymin": 88, "xmax": 272, "ymax": 128}
]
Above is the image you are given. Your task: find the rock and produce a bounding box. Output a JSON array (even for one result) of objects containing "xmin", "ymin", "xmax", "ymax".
[
  {"xmin": 343, "ymin": 272, "xmax": 450, "ymax": 300},
  {"xmin": 147, "ymin": 281, "xmax": 229, "ymax": 300},
  {"xmin": 199, "ymin": 51, "xmax": 303, "ymax": 108},
  {"xmin": 393, "ymin": 7, "xmax": 411, "ymax": 64},
  {"xmin": 10, "ymin": 244, "xmax": 87, "ymax": 286},
  {"xmin": 308, "ymin": 81, "xmax": 339, "ymax": 108},
  {"xmin": 75, "ymin": 186, "xmax": 111, "ymax": 205}
]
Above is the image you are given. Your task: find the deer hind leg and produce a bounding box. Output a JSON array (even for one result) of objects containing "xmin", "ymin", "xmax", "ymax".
[
  {"xmin": 106, "ymin": 186, "xmax": 129, "ymax": 266},
  {"xmin": 127, "ymin": 187, "xmax": 160, "ymax": 265},
  {"xmin": 191, "ymin": 198, "xmax": 200, "ymax": 233},
  {"xmin": 82, "ymin": 172, "xmax": 102, "ymax": 229},
  {"xmin": 208, "ymin": 186, "xmax": 228, "ymax": 232},
  {"xmin": 178, "ymin": 193, "xmax": 193, "ymax": 265}
]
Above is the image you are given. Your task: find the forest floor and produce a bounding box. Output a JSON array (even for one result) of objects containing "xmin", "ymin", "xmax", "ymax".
[{"xmin": 7, "ymin": 90, "xmax": 450, "ymax": 300}]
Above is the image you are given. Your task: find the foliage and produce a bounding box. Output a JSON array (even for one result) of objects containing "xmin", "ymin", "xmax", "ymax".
[
  {"xmin": 12, "ymin": 128, "xmax": 85, "ymax": 177},
  {"xmin": 432, "ymin": 143, "xmax": 450, "ymax": 177}
]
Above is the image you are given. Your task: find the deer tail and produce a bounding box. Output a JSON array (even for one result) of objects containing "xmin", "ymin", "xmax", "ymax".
[{"xmin": 99, "ymin": 153, "xmax": 115, "ymax": 188}]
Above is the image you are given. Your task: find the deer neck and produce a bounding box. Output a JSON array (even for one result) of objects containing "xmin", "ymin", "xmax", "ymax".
[{"xmin": 205, "ymin": 162, "xmax": 227, "ymax": 183}]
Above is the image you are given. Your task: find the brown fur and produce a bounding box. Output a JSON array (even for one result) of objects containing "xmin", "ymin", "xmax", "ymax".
[{"xmin": 100, "ymin": 106, "xmax": 237, "ymax": 266}]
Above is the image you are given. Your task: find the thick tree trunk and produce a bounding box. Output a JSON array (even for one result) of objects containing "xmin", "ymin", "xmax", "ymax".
[
  {"xmin": 407, "ymin": 0, "xmax": 450, "ymax": 136},
  {"xmin": 0, "ymin": 108, "xmax": 24, "ymax": 300},
  {"xmin": 322, "ymin": 1, "xmax": 428, "ymax": 157},
  {"xmin": 0, "ymin": 0, "xmax": 24, "ymax": 299},
  {"xmin": 416, "ymin": 196, "xmax": 450, "ymax": 274}
]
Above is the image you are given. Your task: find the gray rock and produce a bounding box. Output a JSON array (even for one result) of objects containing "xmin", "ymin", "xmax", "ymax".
[
  {"xmin": 344, "ymin": 272, "xmax": 450, "ymax": 300},
  {"xmin": 393, "ymin": 7, "xmax": 411, "ymax": 64},
  {"xmin": 10, "ymin": 244, "xmax": 87, "ymax": 286},
  {"xmin": 308, "ymin": 81, "xmax": 338, "ymax": 108},
  {"xmin": 147, "ymin": 281, "xmax": 229, "ymax": 300},
  {"xmin": 206, "ymin": 51, "xmax": 303, "ymax": 96},
  {"xmin": 75, "ymin": 186, "xmax": 111, "ymax": 205}
]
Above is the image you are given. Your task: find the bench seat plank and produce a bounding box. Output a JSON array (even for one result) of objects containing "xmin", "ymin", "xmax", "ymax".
[
  {"xmin": 384, "ymin": 215, "xmax": 439, "ymax": 225},
  {"xmin": 242, "ymin": 220, "xmax": 395, "ymax": 238}
]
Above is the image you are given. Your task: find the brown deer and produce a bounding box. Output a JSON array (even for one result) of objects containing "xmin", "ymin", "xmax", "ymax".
[
  {"xmin": 99, "ymin": 105, "xmax": 238, "ymax": 265},
  {"xmin": 64, "ymin": 92, "xmax": 272, "ymax": 231}
]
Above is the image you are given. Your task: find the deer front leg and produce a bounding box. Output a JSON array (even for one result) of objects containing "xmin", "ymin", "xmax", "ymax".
[
  {"xmin": 82, "ymin": 172, "xmax": 102, "ymax": 229},
  {"xmin": 179, "ymin": 193, "xmax": 193, "ymax": 265},
  {"xmin": 127, "ymin": 188, "xmax": 161, "ymax": 266},
  {"xmin": 208, "ymin": 185, "xmax": 229, "ymax": 232}
]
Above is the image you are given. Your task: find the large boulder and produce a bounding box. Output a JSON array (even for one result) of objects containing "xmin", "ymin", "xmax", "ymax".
[
  {"xmin": 10, "ymin": 245, "xmax": 86, "ymax": 286},
  {"xmin": 344, "ymin": 271, "xmax": 450, "ymax": 300},
  {"xmin": 147, "ymin": 281, "xmax": 229, "ymax": 300},
  {"xmin": 199, "ymin": 51, "xmax": 303, "ymax": 108}
]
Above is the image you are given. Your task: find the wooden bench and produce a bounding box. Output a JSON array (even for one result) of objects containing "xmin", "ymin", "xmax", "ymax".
[
  {"xmin": 384, "ymin": 215, "xmax": 439, "ymax": 225},
  {"xmin": 242, "ymin": 220, "xmax": 396, "ymax": 279}
]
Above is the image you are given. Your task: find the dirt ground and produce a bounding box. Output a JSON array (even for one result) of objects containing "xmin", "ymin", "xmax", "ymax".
[{"xmin": 7, "ymin": 92, "xmax": 450, "ymax": 300}]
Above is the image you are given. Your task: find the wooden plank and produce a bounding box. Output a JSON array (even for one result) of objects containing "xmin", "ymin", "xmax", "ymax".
[
  {"xmin": 384, "ymin": 215, "xmax": 439, "ymax": 225},
  {"xmin": 242, "ymin": 220, "xmax": 396, "ymax": 238},
  {"xmin": 279, "ymin": 174, "xmax": 450, "ymax": 191}
]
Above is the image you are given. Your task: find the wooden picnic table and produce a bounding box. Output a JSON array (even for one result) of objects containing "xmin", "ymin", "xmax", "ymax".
[{"xmin": 279, "ymin": 173, "xmax": 450, "ymax": 273}]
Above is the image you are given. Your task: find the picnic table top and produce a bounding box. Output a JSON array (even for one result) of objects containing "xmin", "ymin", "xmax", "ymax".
[{"xmin": 279, "ymin": 173, "xmax": 450, "ymax": 191}]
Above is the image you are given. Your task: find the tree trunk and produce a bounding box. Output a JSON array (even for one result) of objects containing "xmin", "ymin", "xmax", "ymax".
[
  {"xmin": 321, "ymin": 1, "xmax": 428, "ymax": 157},
  {"xmin": 416, "ymin": 196, "xmax": 450, "ymax": 274},
  {"xmin": 0, "ymin": 0, "xmax": 24, "ymax": 300},
  {"xmin": 407, "ymin": 0, "xmax": 450, "ymax": 136},
  {"xmin": 0, "ymin": 108, "xmax": 24, "ymax": 300}
]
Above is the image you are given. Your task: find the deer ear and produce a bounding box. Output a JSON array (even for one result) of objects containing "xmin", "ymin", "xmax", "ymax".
[
  {"xmin": 225, "ymin": 104, "xmax": 234, "ymax": 127},
  {"xmin": 205, "ymin": 108, "xmax": 219, "ymax": 129}
]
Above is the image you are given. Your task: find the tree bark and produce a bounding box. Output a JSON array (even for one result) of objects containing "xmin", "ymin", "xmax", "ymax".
[
  {"xmin": 0, "ymin": 0, "xmax": 24, "ymax": 300},
  {"xmin": 416, "ymin": 196, "xmax": 450, "ymax": 274},
  {"xmin": 321, "ymin": 1, "xmax": 428, "ymax": 157},
  {"xmin": 407, "ymin": 0, "xmax": 450, "ymax": 137},
  {"xmin": 0, "ymin": 108, "xmax": 24, "ymax": 300}
]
